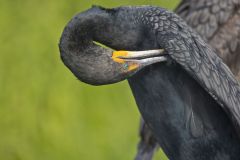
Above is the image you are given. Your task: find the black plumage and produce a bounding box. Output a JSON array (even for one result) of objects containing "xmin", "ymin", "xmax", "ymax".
[
  {"xmin": 59, "ymin": 5, "xmax": 240, "ymax": 160},
  {"xmin": 138, "ymin": 1, "xmax": 240, "ymax": 158}
]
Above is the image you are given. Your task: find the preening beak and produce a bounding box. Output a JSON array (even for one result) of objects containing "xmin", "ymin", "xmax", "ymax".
[{"xmin": 112, "ymin": 49, "xmax": 167, "ymax": 72}]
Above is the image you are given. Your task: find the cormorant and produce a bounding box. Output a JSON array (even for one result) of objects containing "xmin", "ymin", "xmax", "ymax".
[
  {"xmin": 59, "ymin": 6, "xmax": 240, "ymax": 160},
  {"xmin": 137, "ymin": 0, "xmax": 240, "ymax": 159}
]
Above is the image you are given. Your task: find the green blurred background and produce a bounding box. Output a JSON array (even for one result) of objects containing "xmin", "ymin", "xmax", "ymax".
[{"xmin": 0, "ymin": 0, "xmax": 179, "ymax": 159}]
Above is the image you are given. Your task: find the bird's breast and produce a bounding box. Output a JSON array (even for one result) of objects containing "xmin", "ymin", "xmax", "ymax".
[{"xmin": 128, "ymin": 62, "xmax": 240, "ymax": 160}]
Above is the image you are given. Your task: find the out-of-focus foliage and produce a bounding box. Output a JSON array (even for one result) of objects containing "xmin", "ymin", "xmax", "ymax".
[{"xmin": 0, "ymin": 0, "xmax": 179, "ymax": 159}]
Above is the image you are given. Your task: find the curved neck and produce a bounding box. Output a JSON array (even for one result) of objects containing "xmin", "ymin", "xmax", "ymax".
[
  {"xmin": 58, "ymin": 7, "xmax": 116, "ymax": 84},
  {"xmin": 59, "ymin": 7, "xmax": 111, "ymax": 55}
]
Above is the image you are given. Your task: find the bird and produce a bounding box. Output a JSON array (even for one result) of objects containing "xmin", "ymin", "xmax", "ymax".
[
  {"xmin": 59, "ymin": 5, "xmax": 240, "ymax": 160},
  {"xmin": 136, "ymin": 0, "xmax": 240, "ymax": 159}
]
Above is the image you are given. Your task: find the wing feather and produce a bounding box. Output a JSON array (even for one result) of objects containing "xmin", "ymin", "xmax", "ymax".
[
  {"xmin": 136, "ymin": 1, "xmax": 240, "ymax": 159},
  {"xmin": 144, "ymin": 6, "xmax": 240, "ymax": 132},
  {"xmin": 164, "ymin": 23, "xmax": 240, "ymax": 132}
]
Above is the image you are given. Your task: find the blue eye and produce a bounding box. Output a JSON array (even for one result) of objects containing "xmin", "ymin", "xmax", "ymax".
[{"xmin": 123, "ymin": 63, "xmax": 128, "ymax": 70}]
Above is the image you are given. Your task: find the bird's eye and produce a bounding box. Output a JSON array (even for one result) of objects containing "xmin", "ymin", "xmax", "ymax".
[{"xmin": 123, "ymin": 63, "xmax": 129, "ymax": 70}]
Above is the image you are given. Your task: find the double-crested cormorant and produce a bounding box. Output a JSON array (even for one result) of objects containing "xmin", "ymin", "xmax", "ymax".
[
  {"xmin": 59, "ymin": 6, "xmax": 240, "ymax": 160},
  {"xmin": 137, "ymin": 0, "xmax": 240, "ymax": 159}
]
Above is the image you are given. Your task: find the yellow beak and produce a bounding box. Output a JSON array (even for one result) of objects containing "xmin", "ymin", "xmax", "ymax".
[{"xmin": 112, "ymin": 49, "xmax": 166, "ymax": 72}]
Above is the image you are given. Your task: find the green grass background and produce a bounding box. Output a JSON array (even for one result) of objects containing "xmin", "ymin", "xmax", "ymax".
[{"xmin": 0, "ymin": 0, "xmax": 179, "ymax": 159}]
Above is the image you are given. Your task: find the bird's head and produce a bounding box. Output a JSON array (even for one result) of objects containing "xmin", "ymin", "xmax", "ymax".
[{"xmin": 59, "ymin": 6, "xmax": 167, "ymax": 85}]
